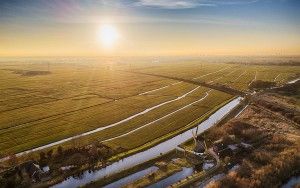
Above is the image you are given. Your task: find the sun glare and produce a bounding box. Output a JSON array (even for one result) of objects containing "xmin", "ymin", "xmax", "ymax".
[{"xmin": 98, "ymin": 24, "xmax": 119, "ymax": 48}]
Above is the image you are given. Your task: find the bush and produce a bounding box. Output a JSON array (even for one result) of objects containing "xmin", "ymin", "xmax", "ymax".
[
  {"xmin": 39, "ymin": 151, "xmax": 46, "ymax": 160},
  {"xmin": 47, "ymin": 149, "xmax": 53, "ymax": 158},
  {"xmin": 57, "ymin": 146, "xmax": 63, "ymax": 156},
  {"xmin": 238, "ymin": 160, "xmax": 253, "ymax": 178},
  {"xmin": 7, "ymin": 154, "xmax": 18, "ymax": 167},
  {"xmin": 250, "ymin": 150, "xmax": 272, "ymax": 165}
]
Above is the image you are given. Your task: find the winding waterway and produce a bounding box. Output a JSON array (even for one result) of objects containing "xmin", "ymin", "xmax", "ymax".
[
  {"xmin": 103, "ymin": 166, "xmax": 159, "ymax": 188},
  {"xmin": 281, "ymin": 176, "xmax": 300, "ymax": 188},
  {"xmin": 0, "ymin": 85, "xmax": 201, "ymax": 162},
  {"xmin": 52, "ymin": 97, "xmax": 243, "ymax": 188},
  {"xmin": 147, "ymin": 167, "xmax": 194, "ymax": 188}
]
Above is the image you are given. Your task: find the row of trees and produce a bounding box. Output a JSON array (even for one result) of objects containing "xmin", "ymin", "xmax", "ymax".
[
  {"xmin": 38, "ymin": 142, "xmax": 112, "ymax": 169},
  {"xmin": 249, "ymin": 80, "xmax": 276, "ymax": 90}
]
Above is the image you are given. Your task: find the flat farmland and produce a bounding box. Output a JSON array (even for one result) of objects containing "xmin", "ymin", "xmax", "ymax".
[
  {"xmin": 133, "ymin": 62, "xmax": 300, "ymax": 91},
  {"xmin": 0, "ymin": 58, "xmax": 298, "ymax": 157}
]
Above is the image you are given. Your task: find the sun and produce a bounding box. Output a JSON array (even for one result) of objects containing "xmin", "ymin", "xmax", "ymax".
[{"xmin": 98, "ymin": 24, "xmax": 119, "ymax": 48}]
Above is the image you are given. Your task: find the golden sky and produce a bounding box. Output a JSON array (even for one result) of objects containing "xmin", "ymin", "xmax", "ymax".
[{"xmin": 0, "ymin": 0, "xmax": 300, "ymax": 57}]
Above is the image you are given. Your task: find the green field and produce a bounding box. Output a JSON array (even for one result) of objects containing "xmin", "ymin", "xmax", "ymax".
[{"xmin": 0, "ymin": 58, "xmax": 299, "ymax": 156}]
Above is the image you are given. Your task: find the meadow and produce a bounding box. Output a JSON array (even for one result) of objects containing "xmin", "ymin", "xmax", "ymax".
[{"xmin": 0, "ymin": 58, "xmax": 299, "ymax": 156}]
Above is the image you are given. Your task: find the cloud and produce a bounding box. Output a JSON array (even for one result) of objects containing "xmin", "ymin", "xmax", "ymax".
[
  {"xmin": 134, "ymin": 0, "xmax": 213, "ymax": 9},
  {"xmin": 134, "ymin": 0, "xmax": 259, "ymax": 9},
  {"xmin": 207, "ymin": 0, "xmax": 260, "ymax": 5}
]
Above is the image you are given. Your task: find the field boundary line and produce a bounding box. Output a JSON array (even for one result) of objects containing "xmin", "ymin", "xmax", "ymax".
[
  {"xmin": 108, "ymin": 96, "xmax": 237, "ymax": 162},
  {"xmin": 0, "ymin": 86, "xmax": 201, "ymax": 160},
  {"xmin": 103, "ymin": 88, "xmax": 208, "ymax": 142}
]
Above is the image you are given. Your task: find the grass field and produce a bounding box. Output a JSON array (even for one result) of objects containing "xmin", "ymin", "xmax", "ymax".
[
  {"xmin": 132, "ymin": 62, "xmax": 300, "ymax": 91},
  {"xmin": 0, "ymin": 57, "xmax": 299, "ymax": 156}
]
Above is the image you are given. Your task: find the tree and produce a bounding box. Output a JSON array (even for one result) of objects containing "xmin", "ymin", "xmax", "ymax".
[
  {"xmin": 89, "ymin": 145, "xmax": 98, "ymax": 161},
  {"xmin": 7, "ymin": 154, "xmax": 18, "ymax": 167},
  {"xmin": 39, "ymin": 151, "xmax": 46, "ymax": 161},
  {"xmin": 57, "ymin": 146, "xmax": 63, "ymax": 155},
  {"xmin": 71, "ymin": 138, "xmax": 80, "ymax": 148},
  {"xmin": 238, "ymin": 160, "xmax": 252, "ymax": 178},
  {"xmin": 47, "ymin": 149, "xmax": 53, "ymax": 158},
  {"xmin": 249, "ymin": 80, "xmax": 276, "ymax": 90},
  {"xmin": 224, "ymin": 156, "xmax": 231, "ymax": 165}
]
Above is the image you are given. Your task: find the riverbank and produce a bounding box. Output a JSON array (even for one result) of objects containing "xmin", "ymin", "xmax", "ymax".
[
  {"xmin": 49, "ymin": 97, "xmax": 242, "ymax": 187},
  {"xmin": 101, "ymin": 95, "xmax": 248, "ymax": 188},
  {"xmin": 108, "ymin": 96, "xmax": 238, "ymax": 162}
]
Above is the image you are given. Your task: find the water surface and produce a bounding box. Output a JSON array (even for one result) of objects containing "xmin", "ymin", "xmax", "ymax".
[{"xmin": 53, "ymin": 97, "xmax": 242, "ymax": 188}]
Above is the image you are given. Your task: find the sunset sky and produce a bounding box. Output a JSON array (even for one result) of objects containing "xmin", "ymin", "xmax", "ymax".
[{"xmin": 0, "ymin": 0, "xmax": 300, "ymax": 57}]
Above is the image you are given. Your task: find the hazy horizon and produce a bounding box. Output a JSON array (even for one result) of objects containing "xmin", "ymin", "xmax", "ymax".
[{"xmin": 1, "ymin": 0, "xmax": 300, "ymax": 57}]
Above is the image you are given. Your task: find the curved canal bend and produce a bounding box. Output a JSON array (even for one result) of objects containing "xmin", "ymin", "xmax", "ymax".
[{"xmin": 53, "ymin": 97, "xmax": 243, "ymax": 188}]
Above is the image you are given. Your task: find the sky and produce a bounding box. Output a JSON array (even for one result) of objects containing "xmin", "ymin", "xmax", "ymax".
[{"xmin": 0, "ymin": 0, "xmax": 300, "ymax": 57}]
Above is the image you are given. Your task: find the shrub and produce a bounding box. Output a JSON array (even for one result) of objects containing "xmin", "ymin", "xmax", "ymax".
[
  {"xmin": 250, "ymin": 150, "xmax": 272, "ymax": 165},
  {"xmin": 39, "ymin": 151, "xmax": 46, "ymax": 161},
  {"xmin": 47, "ymin": 149, "xmax": 53, "ymax": 158},
  {"xmin": 238, "ymin": 160, "xmax": 253, "ymax": 178},
  {"xmin": 57, "ymin": 146, "xmax": 63, "ymax": 156}
]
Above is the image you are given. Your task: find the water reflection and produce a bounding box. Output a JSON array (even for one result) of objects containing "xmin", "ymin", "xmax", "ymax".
[{"xmin": 53, "ymin": 97, "xmax": 242, "ymax": 188}]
